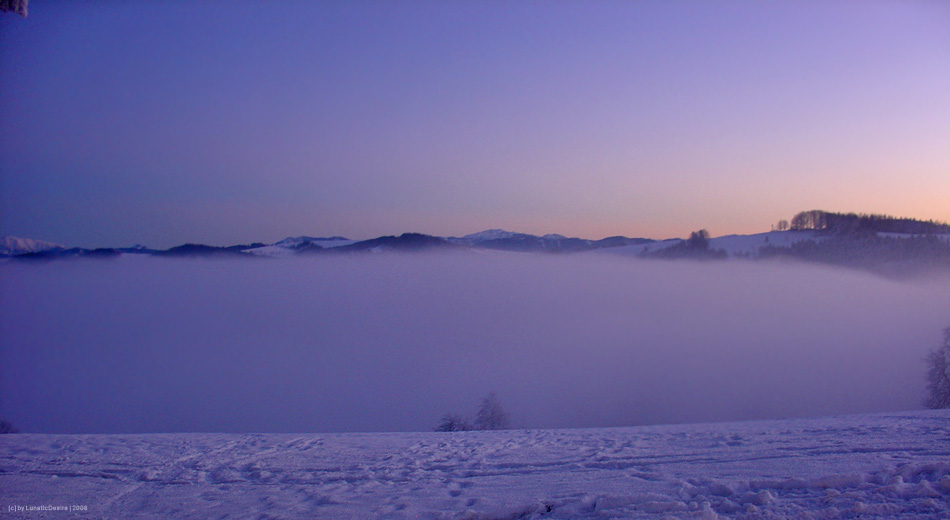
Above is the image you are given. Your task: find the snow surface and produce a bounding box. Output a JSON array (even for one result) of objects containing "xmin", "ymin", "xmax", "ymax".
[
  {"xmin": 593, "ymin": 238, "xmax": 682, "ymax": 256},
  {"xmin": 243, "ymin": 244, "xmax": 302, "ymax": 257},
  {"xmin": 879, "ymin": 232, "xmax": 950, "ymax": 243},
  {"xmin": 708, "ymin": 231, "xmax": 822, "ymax": 257},
  {"xmin": 595, "ymin": 231, "xmax": 825, "ymax": 258},
  {"xmin": 245, "ymin": 237, "xmax": 356, "ymax": 257},
  {"xmin": 272, "ymin": 236, "xmax": 354, "ymax": 249},
  {"xmin": 2, "ymin": 410, "xmax": 948, "ymax": 519},
  {"xmin": 461, "ymin": 229, "xmax": 527, "ymax": 241}
]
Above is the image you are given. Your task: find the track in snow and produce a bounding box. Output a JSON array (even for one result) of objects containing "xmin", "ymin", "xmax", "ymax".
[{"xmin": 2, "ymin": 410, "xmax": 949, "ymax": 519}]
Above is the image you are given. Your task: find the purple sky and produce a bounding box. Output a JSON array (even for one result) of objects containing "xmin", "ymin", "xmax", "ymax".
[{"xmin": 1, "ymin": 1, "xmax": 948, "ymax": 249}]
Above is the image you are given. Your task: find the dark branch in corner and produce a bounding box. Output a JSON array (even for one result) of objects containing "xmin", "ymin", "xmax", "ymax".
[{"xmin": 0, "ymin": 0, "xmax": 28, "ymax": 18}]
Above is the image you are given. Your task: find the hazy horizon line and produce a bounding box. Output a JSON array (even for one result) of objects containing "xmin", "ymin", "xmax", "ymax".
[
  {"xmin": 4, "ymin": 209, "xmax": 950, "ymax": 250},
  {"xmin": 2, "ymin": 225, "xmax": 799, "ymax": 250}
]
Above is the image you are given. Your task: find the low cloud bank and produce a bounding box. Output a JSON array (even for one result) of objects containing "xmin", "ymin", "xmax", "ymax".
[{"xmin": 1, "ymin": 253, "xmax": 948, "ymax": 433}]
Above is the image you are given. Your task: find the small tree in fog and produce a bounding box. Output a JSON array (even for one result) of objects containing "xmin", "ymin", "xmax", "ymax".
[
  {"xmin": 474, "ymin": 392, "xmax": 510, "ymax": 430},
  {"xmin": 436, "ymin": 413, "xmax": 472, "ymax": 432},
  {"xmin": 925, "ymin": 327, "xmax": 950, "ymax": 409},
  {"xmin": 0, "ymin": 418, "xmax": 18, "ymax": 434},
  {"xmin": 686, "ymin": 229, "xmax": 711, "ymax": 251}
]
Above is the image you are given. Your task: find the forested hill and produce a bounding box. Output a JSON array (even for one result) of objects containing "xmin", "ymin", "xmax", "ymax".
[
  {"xmin": 786, "ymin": 210, "xmax": 950, "ymax": 235},
  {"xmin": 750, "ymin": 211, "xmax": 950, "ymax": 277}
]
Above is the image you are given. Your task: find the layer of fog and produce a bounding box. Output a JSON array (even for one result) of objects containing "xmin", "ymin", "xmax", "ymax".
[{"xmin": 2, "ymin": 252, "xmax": 948, "ymax": 434}]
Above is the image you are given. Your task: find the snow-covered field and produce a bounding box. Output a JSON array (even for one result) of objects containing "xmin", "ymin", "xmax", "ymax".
[
  {"xmin": 2, "ymin": 410, "xmax": 948, "ymax": 519},
  {"xmin": 594, "ymin": 231, "xmax": 824, "ymax": 258}
]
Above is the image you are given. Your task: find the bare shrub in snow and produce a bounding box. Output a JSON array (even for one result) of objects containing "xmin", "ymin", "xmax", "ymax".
[
  {"xmin": 0, "ymin": 418, "xmax": 18, "ymax": 434},
  {"xmin": 475, "ymin": 392, "xmax": 510, "ymax": 430},
  {"xmin": 435, "ymin": 413, "xmax": 472, "ymax": 432},
  {"xmin": 436, "ymin": 393, "xmax": 511, "ymax": 431},
  {"xmin": 925, "ymin": 326, "xmax": 950, "ymax": 409}
]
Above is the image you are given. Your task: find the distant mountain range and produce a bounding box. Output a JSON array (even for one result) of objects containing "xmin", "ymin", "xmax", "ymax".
[
  {"xmin": 0, "ymin": 230, "xmax": 693, "ymax": 258},
  {"xmin": 4, "ymin": 211, "xmax": 950, "ymax": 277}
]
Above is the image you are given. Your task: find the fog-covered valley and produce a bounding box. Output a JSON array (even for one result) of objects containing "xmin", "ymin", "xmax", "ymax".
[{"xmin": 1, "ymin": 252, "xmax": 948, "ymax": 434}]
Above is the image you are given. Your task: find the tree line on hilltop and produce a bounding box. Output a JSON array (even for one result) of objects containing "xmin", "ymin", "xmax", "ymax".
[{"xmin": 787, "ymin": 210, "xmax": 950, "ymax": 235}]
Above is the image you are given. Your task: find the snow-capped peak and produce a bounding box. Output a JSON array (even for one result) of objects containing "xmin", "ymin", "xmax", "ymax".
[{"xmin": 0, "ymin": 236, "xmax": 65, "ymax": 256}]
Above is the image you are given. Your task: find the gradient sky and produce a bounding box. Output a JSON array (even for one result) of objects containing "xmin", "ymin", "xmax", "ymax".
[{"xmin": 1, "ymin": 1, "xmax": 948, "ymax": 248}]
